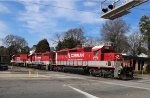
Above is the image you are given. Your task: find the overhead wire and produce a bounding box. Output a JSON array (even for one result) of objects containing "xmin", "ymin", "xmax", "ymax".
[
  {"xmin": 18, "ymin": 0, "xmax": 100, "ymax": 13},
  {"xmin": 1, "ymin": 0, "xmax": 149, "ymax": 15},
  {"xmin": 134, "ymin": 8, "xmax": 150, "ymax": 12},
  {"xmin": 84, "ymin": 0, "xmax": 101, "ymax": 3}
]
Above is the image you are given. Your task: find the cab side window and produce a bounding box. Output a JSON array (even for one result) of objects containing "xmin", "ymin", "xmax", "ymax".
[{"xmin": 94, "ymin": 50, "xmax": 98, "ymax": 57}]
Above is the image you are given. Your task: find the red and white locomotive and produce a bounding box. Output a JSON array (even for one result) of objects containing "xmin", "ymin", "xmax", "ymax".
[{"xmin": 11, "ymin": 45, "xmax": 133, "ymax": 79}]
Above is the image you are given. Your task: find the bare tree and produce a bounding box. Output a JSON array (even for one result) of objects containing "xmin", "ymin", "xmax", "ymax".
[
  {"xmin": 128, "ymin": 32, "xmax": 146, "ymax": 56},
  {"xmin": 84, "ymin": 36, "xmax": 100, "ymax": 47},
  {"xmin": 50, "ymin": 32, "xmax": 64, "ymax": 46},
  {"xmin": 3, "ymin": 34, "xmax": 28, "ymax": 48},
  {"xmin": 55, "ymin": 28, "xmax": 85, "ymax": 50},
  {"xmin": 101, "ymin": 18, "xmax": 130, "ymax": 52},
  {"xmin": 2, "ymin": 34, "xmax": 28, "ymax": 55},
  {"xmin": 64, "ymin": 28, "xmax": 85, "ymax": 43}
]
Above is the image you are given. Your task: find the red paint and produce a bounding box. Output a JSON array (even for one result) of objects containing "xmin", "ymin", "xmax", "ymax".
[{"xmin": 11, "ymin": 45, "xmax": 122, "ymax": 68}]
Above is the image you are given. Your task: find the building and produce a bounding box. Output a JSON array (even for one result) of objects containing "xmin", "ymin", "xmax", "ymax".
[{"xmin": 122, "ymin": 54, "xmax": 150, "ymax": 72}]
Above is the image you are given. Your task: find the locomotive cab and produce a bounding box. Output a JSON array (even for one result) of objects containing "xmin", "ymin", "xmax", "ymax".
[{"xmin": 92, "ymin": 45, "xmax": 133, "ymax": 79}]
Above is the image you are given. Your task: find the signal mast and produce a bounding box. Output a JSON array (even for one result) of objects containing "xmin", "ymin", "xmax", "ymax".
[{"xmin": 100, "ymin": 0, "xmax": 149, "ymax": 20}]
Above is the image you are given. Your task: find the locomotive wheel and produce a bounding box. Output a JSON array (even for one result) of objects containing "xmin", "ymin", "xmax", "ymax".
[
  {"xmin": 99, "ymin": 69, "xmax": 103, "ymax": 77},
  {"xmin": 58, "ymin": 66, "xmax": 63, "ymax": 72},
  {"xmin": 83, "ymin": 68, "xmax": 89, "ymax": 74},
  {"xmin": 119, "ymin": 74, "xmax": 126, "ymax": 80},
  {"xmin": 89, "ymin": 69, "xmax": 96, "ymax": 76},
  {"xmin": 50, "ymin": 66, "xmax": 54, "ymax": 71},
  {"xmin": 48, "ymin": 65, "xmax": 52, "ymax": 71},
  {"xmin": 38, "ymin": 65, "xmax": 41, "ymax": 69},
  {"xmin": 60, "ymin": 66, "xmax": 64, "ymax": 72},
  {"xmin": 89, "ymin": 69, "xmax": 93, "ymax": 76},
  {"xmin": 54, "ymin": 66, "xmax": 58, "ymax": 71},
  {"xmin": 107, "ymin": 70, "xmax": 114, "ymax": 78}
]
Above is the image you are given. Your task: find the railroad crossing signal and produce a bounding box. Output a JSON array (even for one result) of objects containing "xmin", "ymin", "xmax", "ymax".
[{"xmin": 100, "ymin": 0, "xmax": 149, "ymax": 20}]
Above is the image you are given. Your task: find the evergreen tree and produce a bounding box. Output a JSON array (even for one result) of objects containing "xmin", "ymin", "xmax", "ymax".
[
  {"xmin": 21, "ymin": 46, "xmax": 30, "ymax": 54},
  {"xmin": 63, "ymin": 36, "xmax": 81, "ymax": 49},
  {"xmin": 56, "ymin": 41, "xmax": 63, "ymax": 51},
  {"xmin": 139, "ymin": 15, "xmax": 150, "ymax": 57},
  {"xmin": 0, "ymin": 46, "xmax": 7, "ymax": 55},
  {"xmin": 7, "ymin": 45, "xmax": 18, "ymax": 56},
  {"xmin": 56, "ymin": 28, "xmax": 84, "ymax": 51},
  {"xmin": 35, "ymin": 39, "xmax": 50, "ymax": 53}
]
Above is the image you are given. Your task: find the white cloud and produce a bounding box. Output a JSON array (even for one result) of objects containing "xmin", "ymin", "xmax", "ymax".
[
  {"xmin": 50, "ymin": 0, "xmax": 105, "ymax": 24},
  {"xmin": 83, "ymin": 1, "xmax": 97, "ymax": 7},
  {"xmin": 0, "ymin": 21, "xmax": 9, "ymax": 45},
  {"xmin": 19, "ymin": 0, "xmax": 57, "ymax": 33},
  {"xmin": 17, "ymin": 0, "xmax": 105, "ymax": 46},
  {"xmin": 18, "ymin": 0, "xmax": 104, "ymax": 30},
  {"xmin": 0, "ymin": 3, "xmax": 10, "ymax": 13},
  {"xmin": 76, "ymin": 12, "xmax": 104, "ymax": 24}
]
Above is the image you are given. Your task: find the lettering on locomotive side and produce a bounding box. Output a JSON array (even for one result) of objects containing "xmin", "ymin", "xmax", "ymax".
[{"xmin": 68, "ymin": 53, "xmax": 84, "ymax": 58}]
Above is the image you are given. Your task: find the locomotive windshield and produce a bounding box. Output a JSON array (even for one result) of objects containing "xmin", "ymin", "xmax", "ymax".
[
  {"xmin": 94, "ymin": 50, "xmax": 99, "ymax": 56},
  {"xmin": 44, "ymin": 54, "xmax": 49, "ymax": 56},
  {"xmin": 102, "ymin": 49, "xmax": 115, "ymax": 53},
  {"xmin": 58, "ymin": 51, "xmax": 68, "ymax": 55},
  {"xmin": 84, "ymin": 47, "xmax": 92, "ymax": 52}
]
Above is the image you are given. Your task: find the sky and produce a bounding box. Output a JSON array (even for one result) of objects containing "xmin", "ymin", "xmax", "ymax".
[{"xmin": 0, "ymin": 0, "xmax": 150, "ymax": 47}]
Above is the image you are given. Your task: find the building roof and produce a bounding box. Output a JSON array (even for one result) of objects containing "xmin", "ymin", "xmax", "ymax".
[
  {"xmin": 92, "ymin": 45, "xmax": 111, "ymax": 51},
  {"xmin": 138, "ymin": 53, "xmax": 148, "ymax": 58}
]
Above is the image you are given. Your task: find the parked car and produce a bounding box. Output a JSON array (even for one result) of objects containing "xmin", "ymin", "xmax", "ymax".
[{"xmin": 0, "ymin": 55, "xmax": 10, "ymax": 71}]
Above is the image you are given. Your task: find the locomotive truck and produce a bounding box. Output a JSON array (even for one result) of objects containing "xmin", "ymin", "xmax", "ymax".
[{"xmin": 11, "ymin": 45, "xmax": 133, "ymax": 79}]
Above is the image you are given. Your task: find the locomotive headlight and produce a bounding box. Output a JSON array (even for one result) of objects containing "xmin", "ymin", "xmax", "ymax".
[
  {"xmin": 129, "ymin": 71, "xmax": 133, "ymax": 75},
  {"xmin": 118, "ymin": 70, "xmax": 121, "ymax": 74}
]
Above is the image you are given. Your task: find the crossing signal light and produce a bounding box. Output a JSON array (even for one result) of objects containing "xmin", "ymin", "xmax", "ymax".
[
  {"xmin": 108, "ymin": 4, "xmax": 114, "ymax": 10},
  {"xmin": 102, "ymin": 8, "xmax": 108, "ymax": 13}
]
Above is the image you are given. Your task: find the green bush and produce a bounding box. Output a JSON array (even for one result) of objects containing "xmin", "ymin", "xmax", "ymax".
[
  {"xmin": 146, "ymin": 64, "xmax": 150, "ymax": 73},
  {"xmin": 134, "ymin": 70, "xmax": 148, "ymax": 74}
]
